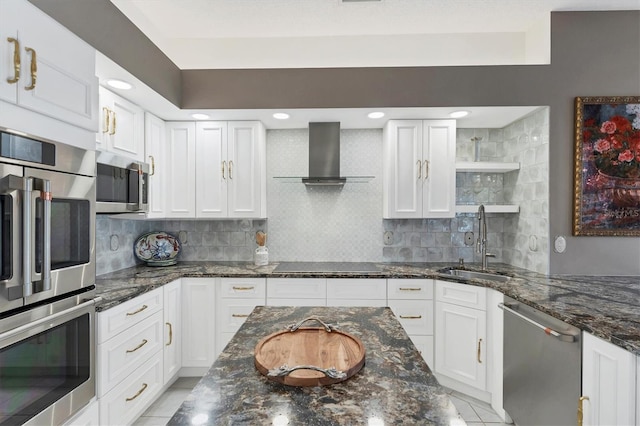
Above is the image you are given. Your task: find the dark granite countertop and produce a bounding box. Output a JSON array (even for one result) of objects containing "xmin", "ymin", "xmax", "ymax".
[
  {"xmin": 95, "ymin": 261, "xmax": 640, "ymax": 355},
  {"xmin": 167, "ymin": 306, "xmax": 463, "ymax": 426}
]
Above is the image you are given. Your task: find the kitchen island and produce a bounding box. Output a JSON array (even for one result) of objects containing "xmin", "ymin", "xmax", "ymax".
[{"xmin": 167, "ymin": 306, "xmax": 464, "ymax": 425}]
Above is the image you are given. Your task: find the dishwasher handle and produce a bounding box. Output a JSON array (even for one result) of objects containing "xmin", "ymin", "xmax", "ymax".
[{"xmin": 498, "ymin": 303, "xmax": 576, "ymax": 342}]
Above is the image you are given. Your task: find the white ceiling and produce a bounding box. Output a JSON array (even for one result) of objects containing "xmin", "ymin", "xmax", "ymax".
[{"xmin": 98, "ymin": 0, "xmax": 638, "ymax": 128}]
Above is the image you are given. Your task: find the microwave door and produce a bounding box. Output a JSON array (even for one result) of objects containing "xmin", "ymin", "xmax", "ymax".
[{"xmin": 0, "ymin": 164, "xmax": 25, "ymax": 314}]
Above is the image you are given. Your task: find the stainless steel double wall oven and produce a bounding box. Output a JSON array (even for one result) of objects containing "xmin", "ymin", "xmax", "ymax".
[{"xmin": 0, "ymin": 127, "xmax": 98, "ymax": 425}]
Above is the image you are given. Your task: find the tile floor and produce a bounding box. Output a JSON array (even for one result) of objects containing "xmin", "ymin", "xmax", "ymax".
[{"xmin": 133, "ymin": 378, "xmax": 511, "ymax": 426}]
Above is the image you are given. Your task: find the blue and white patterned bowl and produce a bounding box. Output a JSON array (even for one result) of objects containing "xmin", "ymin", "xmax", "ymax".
[{"xmin": 134, "ymin": 231, "xmax": 181, "ymax": 266}]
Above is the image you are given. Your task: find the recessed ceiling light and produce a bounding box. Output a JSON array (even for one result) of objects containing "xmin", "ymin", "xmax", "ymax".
[
  {"xmin": 449, "ymin": 110, "xmax": 470, "ymax": 118},
  {"xmin": 191, "ymin": 113, "xmax": 209, "ymax": 120},
  {"xmin": 367, "ymin": 112, "xmax": 385, "ymax": 119},
  {"xmin": 273, "ymin": 113, "xmax": 290, "ymax": 120},
  {"xmin": 106, "ymin": 79, "xmax": 133, "ymax": 90}
]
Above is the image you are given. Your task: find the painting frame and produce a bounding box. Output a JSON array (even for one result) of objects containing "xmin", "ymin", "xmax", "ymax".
[{"xmin": 573, "ymin": 96, "xmax": 640, "ymax": 236}]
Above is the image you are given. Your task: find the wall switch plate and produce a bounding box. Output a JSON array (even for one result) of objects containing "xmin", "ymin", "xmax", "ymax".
[
  {"xmin": 179, "ymin": 230, "xmax": 188, "ymax": 244},
  {"xmin": 554, "ymin": 236, "xmax": 566, "ymax": 253},
  {"xmin": 383, "ymin": 231, "xmax": 393, "ymax": 245},
  {"xmin": 110, "ymin": 235, "xmax": 119, "ymax": 251},
  {"xmin": 464, "ymin": 232, "xmax": 474, "ymax": 246}
]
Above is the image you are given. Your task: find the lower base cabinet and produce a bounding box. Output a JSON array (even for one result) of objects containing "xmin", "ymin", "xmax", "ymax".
[
  {"xmin": 181, "ymin": 278, "xmax": 216, "ymax": 375},
  {"xmin": 582, "ymin": 332, "xmax": 637, "ymax": 426},
  {"xmin": 63, "ymin": 400, "xmax": 99, "ymax": 426}
]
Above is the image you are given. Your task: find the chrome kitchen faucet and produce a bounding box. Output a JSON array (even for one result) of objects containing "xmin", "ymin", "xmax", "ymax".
[{"xmin": 476, "ymin": 205, "xmax": 495, "ymax": 271}]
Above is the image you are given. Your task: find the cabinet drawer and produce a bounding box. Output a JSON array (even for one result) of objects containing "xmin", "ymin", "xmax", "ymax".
[
  {"xmin": 436, "ymin": 280, "xmax": 486, "ymax": 310},
  {"xmin": 216, "ymin": 298, "xmax": 263, "ymax": 333},
  {"xmin": 326, "ymin": 279, "xmax": 386, "ymax": 300},
  {"xmin": 97, "ymin": 288, "xmax": 163, "ymax": 343},
  {"xmin": 219, "ymin": 278, "xmax": 266, "ymax": 298},
  {"xmin": 267, "ymin": 278, "xmax": 326, "ymax": 299},
  {"xmin": 97, "ymin": 311, "xmax": 163, "ymax": 397},
  {"xmin": 388, "ymin": 300, "xmax": 434, "ymax": 335},
  {"xmin": 327, "ymin": 299, "xmax": 387, "ymax": 307},
  {"xmin": 388, "ymin": 279, "xmax": 433, "ymax": 300},
  {"xmin": 99, "ymin": 355, "xmax": 163, "ymax": 426},
  {"xmin": 267, "ymin": 298, "xmax": 326, "ymax": 307}
]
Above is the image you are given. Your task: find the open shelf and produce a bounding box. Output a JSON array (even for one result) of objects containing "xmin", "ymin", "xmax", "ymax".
[
  {"xmin": 455, "ymin": 204, "xmax": 520, "ymax": 214},
  {"xmin": 455, "ymin": 162, "xmax": 520, "ymax": 173}
]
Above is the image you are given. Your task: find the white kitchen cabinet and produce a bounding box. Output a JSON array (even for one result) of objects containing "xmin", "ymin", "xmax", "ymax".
[
  {"xmin": 215, "ymin": 277, "xmax": 266, "ymax": 357},
  {"xmin": 181, "ymin": 278, "xmax": 216, "ymax": 375},
  {"xmin": 582, "ymin": 332, "xmax": 636, "ymax": 426},
  {"xmin": 0, "ymin": 0, "xmax": 98, "ymax": 132},
  {"xmin": 267, "ymin": 278, "xmax": 327, "ymax": 306},
  {"xmin": 326, "ymin": 278, "xmax": 387, "ymax": 307},
  {"xmin": 145, "ymin": 112, "xmax": 167, "ymax": 218},
  {"xmin": 388, "ymin": 279, "xmax": 435, "ymax": 366},
  {"xmin": 97, "ymin": 86, "xmax": 145, "ymax": 161},
  {"xmin": 165, "ymin": 121, "xmax": 266, "ymax": 218},
  {"xmin": 195, "ymin": 121, "xmax": 266, "ymax": 218},
  {"xmin": 165, "ymin": 122, "xmax": 197, "ymax": 218},
  {"xmin": 163, "ymin": 279, "xmax": 182, "ymax": 384},
  {"xmin": 435, "ymin": 280, "xmax": 488, "ymax": 397},
  {"xmin": 383, "ymin": 119, "xmax": 456, "ymax": 218},
  {"xmin": 63, "ymin": 400, "xmax": 99, "ymax": 426}
]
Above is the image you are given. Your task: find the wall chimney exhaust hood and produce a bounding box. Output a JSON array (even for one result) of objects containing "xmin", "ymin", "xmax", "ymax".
[{"xmin": 274, "ymin": 122, "xmax": 373, "ymax": 186}]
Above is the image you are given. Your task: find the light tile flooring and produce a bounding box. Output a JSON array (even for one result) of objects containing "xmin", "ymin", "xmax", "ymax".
[{"xmin": 133, "ymin": 378, "xmax": 511, "ymax": 426}]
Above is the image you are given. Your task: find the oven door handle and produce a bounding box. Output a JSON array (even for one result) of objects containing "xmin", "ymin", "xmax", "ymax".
[
  {"xmin": 31, "ymin": 177, "xmax": 52, "ymax": 293},
  {"xmin": 0, "ymin": 297, "xmax": 99, "ymax": 343}
]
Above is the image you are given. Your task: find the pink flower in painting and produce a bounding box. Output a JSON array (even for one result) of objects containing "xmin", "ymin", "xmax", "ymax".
[
  {"xmin": 618, "ymin": 149, "xmax": 634, "ymax": 162},
  {"xmin": 594, "ymin": 139, "xmax": 611, "ymax": 152},
  {"xmin": 600, "ymin": 120, "xmax": 617, "ymax": 134}
]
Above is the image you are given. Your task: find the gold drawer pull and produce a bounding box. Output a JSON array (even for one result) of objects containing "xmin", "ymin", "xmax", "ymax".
[
  {"xmin": 232, "ymin": 313, "xmax": 249, "ymax": 318},
  {"xmin": 399, "ymin": 287, "xmax": 422, "ymax": 291},
  {"xmin": 126, "ymin": 339, "xmax": 148, "ymax": 353},
  {"xmin": 126, "ymin": 304, "xmax": 148, "ymax": 316},
  {"xmin": 7, "ymin": 37, "xmax": 20, "ymax": 84},
  {"xmin": 477, "ymin": 338, "xmax": 483, "ymax": 363},
  {"xmin": 125, "ymin": 383, "xmax": 148, "ymax": 402},
  {"xmin": 578, "ymin": 396, "xmax": 589, "ymax": 426},
  {"xmin": 24, "ymin": 47, "xmax": 36, "ymax": 90},
  {"xmin": 166, "ymin": 322, "xmax": 173, "ymax": 346},
  {"xmin": 399, "ymin": 315, "xmax": 422, "ymax": 319},
  {"xmin": 232, "ymin": 286, "xmax": 255, "ymax": 291}
]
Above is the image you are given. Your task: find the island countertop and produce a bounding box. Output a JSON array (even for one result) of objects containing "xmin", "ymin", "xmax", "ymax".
[
  {"xmin": 167, "ymin": 306, "xmax": 463, "ymax": 426},
  {"xmin": 95, "ymin": 261, "xmax": 640, "ymax": 355}
]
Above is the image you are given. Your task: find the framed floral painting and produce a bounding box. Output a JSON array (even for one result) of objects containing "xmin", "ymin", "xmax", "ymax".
[{"xmin": 573, "ymin": 96, "xmax": 640, "ymax": 236}]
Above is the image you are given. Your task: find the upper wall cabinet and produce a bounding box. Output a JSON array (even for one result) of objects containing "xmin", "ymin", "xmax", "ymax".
[
  {"xmin": 97, "ymin": 87, "xmax": 145, "ymax": 162},
  {"xmin": 165, "ymin": 121, "xmax": 266, "ymax": 219},
  {"xmin": 145, "ymin": 112, "xmax": 166, "ymax": 218},
  {"xmin": 0, "ymin": 0, "xmax": 98, "ymax": 132},
  {"xmin": 383, "ymin": 120, "xmax": 456, "ymax": 218}
]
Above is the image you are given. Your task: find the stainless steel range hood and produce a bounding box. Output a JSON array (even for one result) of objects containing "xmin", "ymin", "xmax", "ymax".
[{"xmin": 303, "ymin": 122, "xmax": 346, "ymax": 186}]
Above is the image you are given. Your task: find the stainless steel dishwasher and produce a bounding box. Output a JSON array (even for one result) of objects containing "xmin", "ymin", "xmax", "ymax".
[{"xmin": 500, "ymin": 296, "xmax": 581, "ymax": 426}]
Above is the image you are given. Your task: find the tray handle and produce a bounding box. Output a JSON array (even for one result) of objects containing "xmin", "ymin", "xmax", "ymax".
[
  {"xmin": 267, "ymin": 364, "xmax": 347, "ymax": 379},
  {"xmin": 286, "ymin": 316, "xmax": 338, "ymax": 332}
]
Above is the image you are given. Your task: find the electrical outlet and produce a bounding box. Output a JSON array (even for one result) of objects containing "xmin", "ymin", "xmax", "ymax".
[
  {"xmin": 383, "ymin": 231, "xmax": 393, "ymax": 245},
  {"xmin": 464, "ymin": 232, "xmax": 474, "ymax": 246}
]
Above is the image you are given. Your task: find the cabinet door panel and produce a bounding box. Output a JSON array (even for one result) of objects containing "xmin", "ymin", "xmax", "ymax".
[
  {"xmin": 423, "ymin": 120, "xmax": 456, "ymax": 218},
  {"xmin": 196, "ymin": 121, "xmax": 227, "ymax": 217},
  {"xmin": 0, "ymin": 7, "xmax": 19, "ymax": 103},
  {"xmin": 166, "ymin": 122, "xmax": 196, "ymax": 217},
  {"xmin": 163, "ymin": 280, "xmax": 181, "ymax": 384},
  {"xmin": 383, "ymin": 120, "xmax": 423, "ymax": 218},
  {"xmin": 181, "ymin": 278, "xmax": 216, "ymax": 367},
  {"xmin": 109, "ymin": 95, "xmax": 144, "ymax": 161},
  {"xmin": 227, "ymin": 122, "xmax": 263, "ymax": 218},
  {"xmin": 145, "ymin": 112, "xmax": 166, "ymax": 218},
  {"xmin": 435, "ymin": 301, "xmax": 487, "ymax": 390}
]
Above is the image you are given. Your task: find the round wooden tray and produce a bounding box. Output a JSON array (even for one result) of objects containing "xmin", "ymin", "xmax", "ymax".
[{"xmin": 254, "ymin": 317, "xmax": 365, "ymax": 387}]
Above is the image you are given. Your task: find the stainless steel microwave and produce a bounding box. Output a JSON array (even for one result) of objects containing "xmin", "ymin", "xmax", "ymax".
[{"xmin": 96, "ymin": 151, "xmax": 149, "ymax": 213}]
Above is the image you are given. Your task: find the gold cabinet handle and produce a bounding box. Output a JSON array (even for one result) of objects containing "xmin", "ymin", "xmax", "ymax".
[
  {"xmin": 231, "ymin": 313, "xmax": 249, "ymax": 318},
  {"xmin": 102, "ymin": 107, "xmax": 111, "ymax": 133},
  {"xmin": 477, "ymin": 338, "xmax": 483, "ymax": 363},
  {"xmin": 232, "ymin": 286, "xmax": 255, "ymax": 291},
  {"xmin": 125, "ymin": 383, "xmax": 148, "ymax": 402},
  {"xmin": 423, "ymin": 160, "xmax": 429, "ymax": 180},
  {"xmin": 6, "ymin": 37, "xmax": 20, "ymax": 84},
  {"xmin": 399, "ymin": 315, "xmax": 422, "ymax": 319},
  {"xmin": 222, "ymin": 160, "xmax": 226, "ymax": 179},
  {"xmin": 126, "ymin": 304, "xmax": 148, "ymax": 316},
  {"xmin": 416, "ymin": 160, "xmax": 421, "ymax": 179},
  {"xmin": 126, "ymin": 338, "xmax": 148, "ymax": 353},
  {"xmin": 109, "ymin": 110, "xmax": 117, "ymax": 135},
  {"xmin": 399, "ymin": 287, "xmax": 422, "ymax": 291},
  {"xmin": 165, "ymin": 322, "xmax": 173, "ymax": 346},
  {"xmin": 578, "ymin": 396, "xmax": 589, "ymax": 426},
  {"xmin": 228, "ymin": 160, "xmax": 233, "ymax": 179},
  {"xmin": 149, "ymin": 155, "xmax": 155, "ymax": 176},
  {"xmin": 24, "ymin": 47, "xmax": 37, "ymax": 90}
]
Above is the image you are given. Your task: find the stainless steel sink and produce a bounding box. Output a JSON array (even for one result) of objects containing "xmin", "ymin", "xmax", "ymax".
[{"xmin": 440, "ymin": 269, "xmax": 512, "ymax": 282}]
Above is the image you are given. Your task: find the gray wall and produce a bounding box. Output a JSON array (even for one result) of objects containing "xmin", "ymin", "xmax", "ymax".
[{"xmin": 32, "ymin": 4, "xmax": 640, "ymax": 275}]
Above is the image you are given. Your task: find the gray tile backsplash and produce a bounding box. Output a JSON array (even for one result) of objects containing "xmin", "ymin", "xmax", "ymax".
[{"xmin": 96, "ymin": 109, "xmax": 549, "ymax": 275}]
